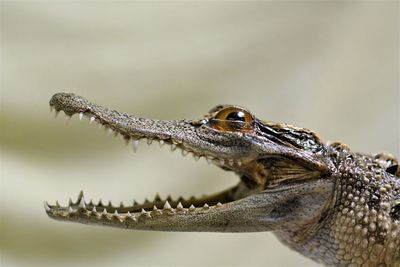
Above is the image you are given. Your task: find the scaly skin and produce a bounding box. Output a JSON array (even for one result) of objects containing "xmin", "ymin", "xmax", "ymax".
[{"xmin": 45, "ymin": 93, "xmax": 400, "ymax": 266}]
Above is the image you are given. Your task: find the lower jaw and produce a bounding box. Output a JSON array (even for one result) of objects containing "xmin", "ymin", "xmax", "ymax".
[{"xmin": 45, "ymin": 183, "xmax": 239, "ymax": 217}]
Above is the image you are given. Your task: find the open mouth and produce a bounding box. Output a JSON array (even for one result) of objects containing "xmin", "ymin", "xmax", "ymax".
[
  {"xmin": 44, "ymin": 93, "xmax": 263, "ymax": 227},
  {"xmin": 44, "ymin": 93, "xmax": 332, "ymax": 232}
]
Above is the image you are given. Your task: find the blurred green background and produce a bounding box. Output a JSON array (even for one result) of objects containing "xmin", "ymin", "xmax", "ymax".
[{"xmin": 1, "ymin": 1, "xmax": 398, "ymax": 267}]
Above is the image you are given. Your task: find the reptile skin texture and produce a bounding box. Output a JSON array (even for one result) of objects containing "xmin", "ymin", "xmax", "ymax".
[{"xmin": 45, "ymin": 93, "xmax": 400, "ymax": 266}]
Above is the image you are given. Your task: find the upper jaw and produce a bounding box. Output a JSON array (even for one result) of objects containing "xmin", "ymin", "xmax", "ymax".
[
  {"xmin": 49, "ymin": 92, "xmax": 332, "ymax": 189},
  {"xmin": 49, "ymin": 93, "xmax": 254, "ymax": 169},
  {"xmin": 49, "ymin": 93, "xmax": 331, "ymax": 174}
]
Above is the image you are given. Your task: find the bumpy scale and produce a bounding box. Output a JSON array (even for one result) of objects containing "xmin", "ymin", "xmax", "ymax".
[{"xmin": 45, "ymin": 93, "xmax": 400, "ymax": 266}]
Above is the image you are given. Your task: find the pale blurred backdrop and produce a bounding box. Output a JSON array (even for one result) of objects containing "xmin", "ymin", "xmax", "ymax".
[{"xmin": 0, "ymin": 1, "xmax": 398, "ymax": 267}]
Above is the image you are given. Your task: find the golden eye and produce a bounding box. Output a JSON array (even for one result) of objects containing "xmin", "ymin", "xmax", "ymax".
[
  {"xmin": 209, "ymin": 107, "xmax": 254, "ymax": 132},
  {"xmin": 215, "ymin": 107, "xmax": 253, "ymax": 123}
]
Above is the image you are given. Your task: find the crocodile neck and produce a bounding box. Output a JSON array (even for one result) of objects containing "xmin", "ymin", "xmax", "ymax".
[{"xmin": 276, "ymin": 144, "xmax": 400, "ymax": 265}]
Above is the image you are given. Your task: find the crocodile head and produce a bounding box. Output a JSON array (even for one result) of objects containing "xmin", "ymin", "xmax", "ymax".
[{"xmin": 45, "ymin": 93, "xmax": 334, "ymax": 232}]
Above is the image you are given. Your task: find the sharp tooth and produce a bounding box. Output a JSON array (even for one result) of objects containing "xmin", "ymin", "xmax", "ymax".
[
  {"xmin": 68, "ymin": 206, "xmax": 74, "ymax": 213},
  {"xmin": 216, "ymin": 202, "xmax": 223, "ymax": 207},
  {"xmin": 126, "ymin": 211, "xmax": 132, "ymax": 217},
  {"xmin": 228, "ymin": 159, "xmax": 234, "ymax": 166},
  {"xmin": 132, "ymin": 139, "xmax": 139, "ymax": 152},
  {"xmin": 206, "ymin": 158, "xmax": 212, "ymax": 164},
  {"xmin": 55, "ymin": 201, "xmax": 61, "ymax": 207},
  {"xmin": 89, "ymin": 116, "xmax": 95, "ymax": 124},
  {"xmin": 154, "ymin": 193, "xmax": 161, "ymax": 202},
  {"xmin": 102, "ymin": 208, "xmax": 108, "ymax": 215},
  {"xmin": 124, "ymin": 136, "xmax": 130, "ymax": 145},
  {"xmin": 114, "ymin": 210, "xmax": 118, "ymax": 216},
  {"xmin": 189, "ymin": 205, "xmax": 195, "ymax": 211},
  {"xmin": 171, "ymin": 144, "xmax": 177, "ymax": 151},
  {"xmin": 181, "ymin": 150, "xmax": 189, "ymax": 157},
  {"xmin": 153, "ymin": 205, "xmax": 158, "ymax": 210},
  {"xmin": 163, "ymin": 201, "xmax": 172, "ymax": 209},
  {"xmin": 176, "ymin": 202, "xmax": 183, "ymax": 210},
  {"xmin": 108, "ymin": 128, "xmax": 114, "ymax": 135},
  {"xmin": 92, "ymin": 206, "xmax": 97, "ymax": 213},
  {"xmin": 119, "ymin": 201, "xmax": 124, "ymax": 208},
  {"xmin": 44, "ymin": 201, "xmax": 51, "ymax": 211},
  {"xmin": 147, "ymin": 139, "xmax": 153, "ymax": 145},
  {"xmin": 203, "ymin": 204, "xmax": 209, "ymax": 210},
  {"xmin": 237, "ymin": 161, "xmax": 242, "ymax": 167},
  {"xmin": 77, "ymin": 190, "xmax": 84, "ymax": 202},
  {"xmin": 193, "ymin": 155, "xmax": 200, "ymax": 161},
  {"xmin": 50, "ymin": 106, "xmax": 54, "ymax": 112},
  {"xmin": 159, "ymin": 140, "xmax": 164, "ymax": 147},
  {"xmin": 55, "ymin": 110, "xmax": 60, "ymax": 118},
  {"xmin": 79, "ymin": 112, "xmax": 84, "ymax": 120},
  {"xmin": 219, "ymin": 159, "xmax": 225, "ymax": 165},
  {"xmin": 79, "ymin": 197, "xmax": 86, "ymax": 209},
  {"xmin": 68, "ymin": 198, "xmax": 73, "ymax": 205},
  {"xmin": 65, "ymin": 115, "xmax": 71, "ymax": 124},
  {"xmin": 172, "ymin": 140, "xmax": 179, "ymax": 145},
  {"xmin": 141, "ymin": 208, "xmax": 146, "ymax": 214}
]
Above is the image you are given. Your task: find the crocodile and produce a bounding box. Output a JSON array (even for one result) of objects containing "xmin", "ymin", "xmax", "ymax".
[{"xmin": 44, "ymin": 92, "xmax": 400, "ymax": 266}]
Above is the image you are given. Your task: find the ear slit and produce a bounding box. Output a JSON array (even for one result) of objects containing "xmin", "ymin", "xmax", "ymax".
[{"xmin": 386, "ymin": 164, "xmax": 399, "ymax": 176}]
